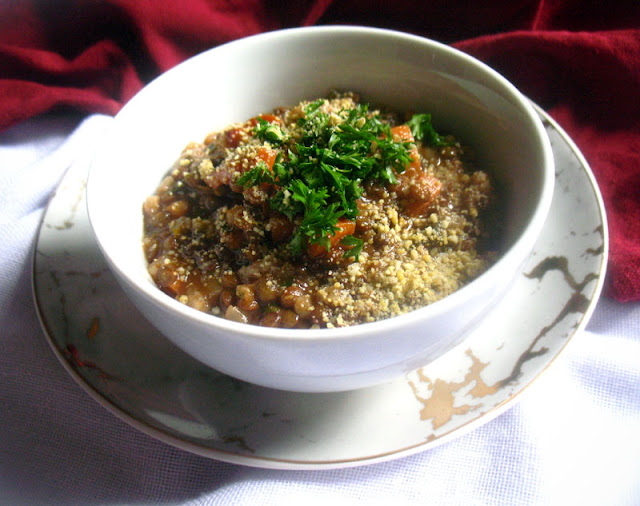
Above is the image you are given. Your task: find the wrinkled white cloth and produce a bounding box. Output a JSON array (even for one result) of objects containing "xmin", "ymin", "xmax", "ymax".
[{"xmin": 1, "ymin": 114, "xmax": 638, "ymax": 506}]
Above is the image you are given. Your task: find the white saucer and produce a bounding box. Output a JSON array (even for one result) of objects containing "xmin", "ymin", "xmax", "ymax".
[{"xmin": 32, "ymin": 107, "xmax": 607, "ymax": 470}]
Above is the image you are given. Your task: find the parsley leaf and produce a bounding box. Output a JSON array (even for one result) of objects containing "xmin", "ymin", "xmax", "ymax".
[
  {"xmin": 407, "ymin": 113, "xmax": 449, "ymax": 147},
  {"xmin": 340, "ymin": 235, "xmax": 364, "ymax": 259},
  {"xmin": 235, "ymin": 160, "xmax": 276, "ymax": 187},
  {"xmin": 253, "ymin": 118, "xmax": 287, "ymax": 145}
]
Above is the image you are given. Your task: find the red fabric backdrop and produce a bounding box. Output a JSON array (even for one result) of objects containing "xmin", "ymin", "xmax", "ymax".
[{"xmin": 1, "ymin": 0, "xmax": 639, "ymax": 301}]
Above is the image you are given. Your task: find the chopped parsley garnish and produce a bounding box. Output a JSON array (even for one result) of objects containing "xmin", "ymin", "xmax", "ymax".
[
  {"xmin": 407, "ymin": 113, "xmax": 450, "ymax": 147},
  {"xmin": 238, "ymin": 99, "xmax": 440, "ymax": 260},
  {"xmin": 236, "ymin": 159, "xmax": 276, "ymax": 187},
  {"xmin": 253, "ymin": 118, "xmax": 287, "ymax": 145},
  {"xmin": 340, "ymin": 235, "xmax": 364, "ymax": 259}
]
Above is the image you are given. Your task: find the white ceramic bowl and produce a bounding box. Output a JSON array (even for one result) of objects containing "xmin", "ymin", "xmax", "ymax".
[{"xmin": 87, "ymin": 26, "xmax": 554, "ymax": 392}]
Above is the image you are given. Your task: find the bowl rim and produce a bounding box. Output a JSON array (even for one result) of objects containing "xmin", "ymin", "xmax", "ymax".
[{"xmin": 87, "ymin": 25, "xmax": 555, "ymax": 343}]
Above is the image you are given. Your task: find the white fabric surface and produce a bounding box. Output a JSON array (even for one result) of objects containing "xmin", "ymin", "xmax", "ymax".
[{"xmin": 1, "ymin": 114, "xmax": 639, "ymax": 506}]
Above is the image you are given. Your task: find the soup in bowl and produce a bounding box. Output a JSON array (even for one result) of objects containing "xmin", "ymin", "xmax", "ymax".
[{"xmin": 87, "ymin": 26, "xmax": 554, "ymax": 392}]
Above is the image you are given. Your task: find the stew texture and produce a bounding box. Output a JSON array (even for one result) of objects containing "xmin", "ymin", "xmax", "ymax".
[{"xmin": 142, "ymin": 92, "xmax": 501, "ymax": 328}]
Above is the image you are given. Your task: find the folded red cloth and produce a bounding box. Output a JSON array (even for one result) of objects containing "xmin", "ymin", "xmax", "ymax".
[
  {"xmin": 456, "ymin": 29, "xmax": 640, "ymax": 302},
  {"xmin": 1, "ymin": 0, "xmax": 639, "ymax": 301}
]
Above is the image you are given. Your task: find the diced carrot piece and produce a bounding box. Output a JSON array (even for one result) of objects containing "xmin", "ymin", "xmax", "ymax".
[
  {"xmin": 403, "ymin": 174, "xmax": 442, "ymax": 216},
  {"xmin": 391, "ymin": 125, "xmax": 421, "ymax": 172},
  {"xmin": 256, "ymin": 146, "xmax": 277, "ymax": 170},
  {"xmin": 390, "ymin": 124, "xmax": 414, "ymax": 143},
  {"xmin": 229, "ymin": 146, "xmax": 277, "ymax": 181},
  {"xmin": 391, "ymin": 124, "xmax": 439, "ymax": 216},
  {"xmin": 249, "ymin": 114, "xmax": 283, "ymax": 126},
  {"xmin": 308, "ymin": 219, "xmax": 356, "ymax": 258}
]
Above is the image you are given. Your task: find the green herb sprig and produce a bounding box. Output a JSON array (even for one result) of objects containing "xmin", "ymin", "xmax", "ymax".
[
  {"xmin": 253, "ymin": 118, "xmax": 287, "ymax": 145},
  {"xmin": 236, "ymin": 159, "xmax": 276, "ymax": 187},
  {"xmin": 407, "ymin": 113, "xmax": 450, "ymax": 147}
]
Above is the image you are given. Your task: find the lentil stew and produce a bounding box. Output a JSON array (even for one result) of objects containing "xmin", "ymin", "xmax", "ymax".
[{"xmin": 142, "ymin": 93, "xmax": 502, "ymax": 328}]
